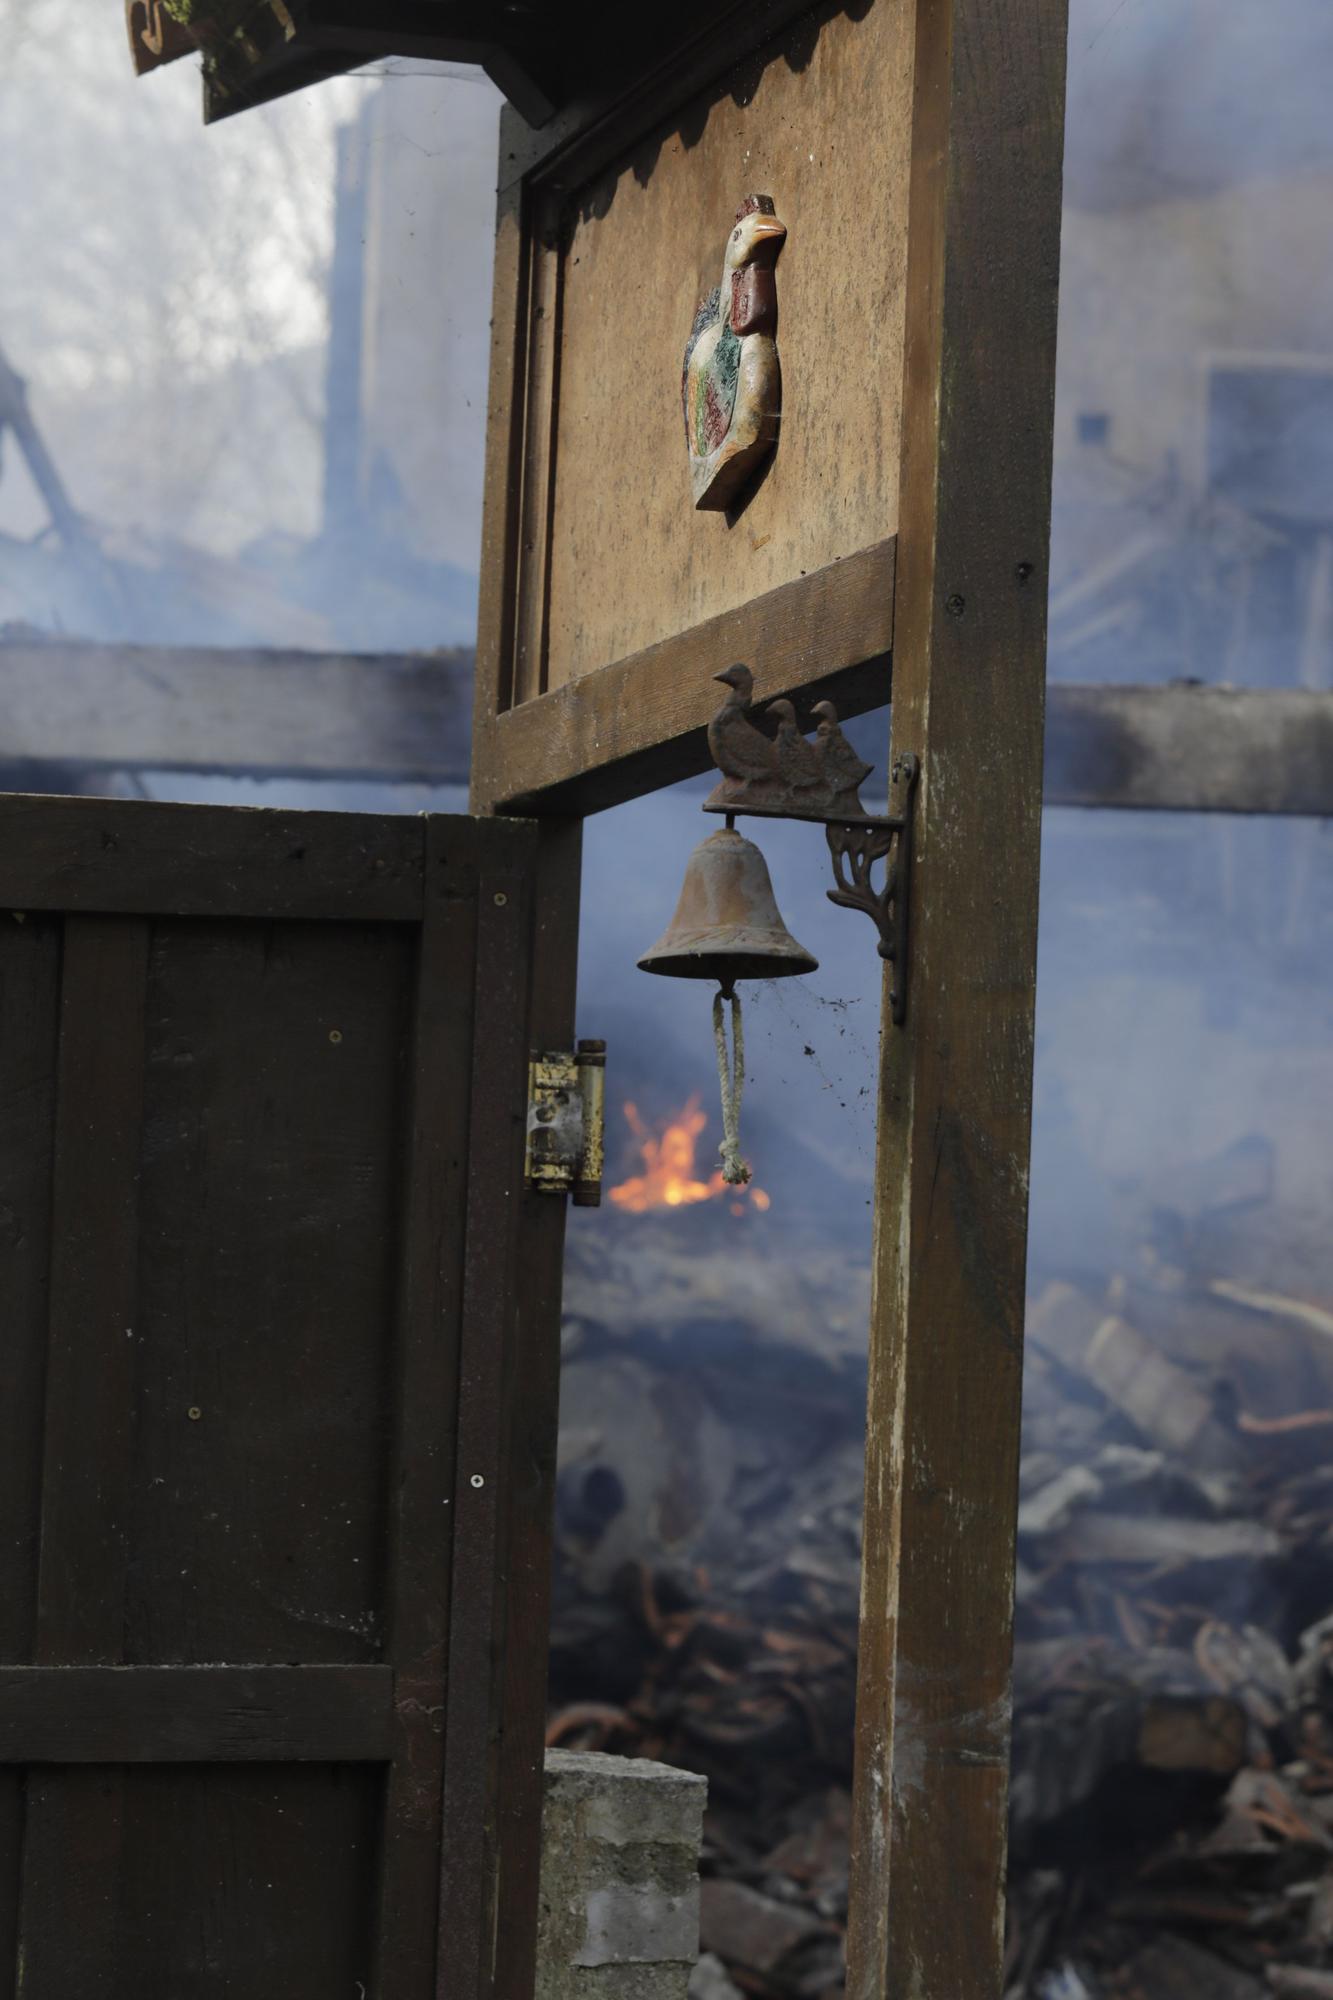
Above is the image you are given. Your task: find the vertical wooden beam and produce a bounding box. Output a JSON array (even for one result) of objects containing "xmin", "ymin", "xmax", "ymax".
[
  {"xmin": 491, "ymin": 818, "xmax": 581, "ymax": 2000},
  {"xmin": 472, "ymin": 168, "xmax": 530, "ymax": 779},
  {"xmin": 846, "ymin": 2, "xmax": 1068, "ymax": 1997},
  {"xmin": 438, "ymin": 816, "xmax": 540, "ymax": 2000},
  {"xmin": 438, "ymin": 815, "xmax": 582, "ymax": 2000},
  {"xmin": 373, "ymin": 821, "xmax": 480, "ymax": 1996}
]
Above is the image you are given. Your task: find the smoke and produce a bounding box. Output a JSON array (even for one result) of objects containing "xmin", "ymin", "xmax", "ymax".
[
  {"xmin": 1064, "ymin": 0, "xmax": 1333, "ymax": 209},
  {"xmin": 0, "ymin": 12, "xmax": 496, "ymax": 651},
  {"xmin": 0, "ymin": 0, "xmax": 1328, "ymax": 1298}
]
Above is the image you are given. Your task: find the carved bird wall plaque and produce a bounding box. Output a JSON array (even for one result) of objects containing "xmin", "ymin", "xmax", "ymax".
[{"xmin": 682, "ymin": 195, "xmax": 787, "ymax": 512}]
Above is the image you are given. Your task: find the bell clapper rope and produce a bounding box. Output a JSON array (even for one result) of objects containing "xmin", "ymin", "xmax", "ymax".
[
  {"xmin": 713, "ymin": 820, "xmax": 750, "ymax": 1186},
  {"xmin": 713, "ymin": 980, "xmax": 751, "ymax": 1187}
]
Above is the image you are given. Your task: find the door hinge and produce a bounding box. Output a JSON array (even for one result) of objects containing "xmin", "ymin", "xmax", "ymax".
[{"xmin": 524, "ymin": 1040, "xmax": 606, "ymax": 1207}]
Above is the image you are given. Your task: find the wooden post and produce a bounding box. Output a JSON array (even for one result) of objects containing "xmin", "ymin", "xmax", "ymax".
[{"xmin": 846, "ymin": 1, "xmax": 1069, "ymax": 1996}]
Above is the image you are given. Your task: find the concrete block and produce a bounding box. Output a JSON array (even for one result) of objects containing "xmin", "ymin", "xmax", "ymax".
[{"xmin": 538, "ymin": 1750, "xmax": 707, "ymax": 2000}]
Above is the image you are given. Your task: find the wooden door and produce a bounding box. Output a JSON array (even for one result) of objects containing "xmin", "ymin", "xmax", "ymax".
[{"xmin": 0, "ymin": 791, "xmax": 579, "ymax": 2000}]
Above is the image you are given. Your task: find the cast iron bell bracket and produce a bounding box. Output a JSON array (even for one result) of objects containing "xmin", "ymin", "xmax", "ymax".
[
  {"xmin": 824, "ymin": 752, "xmax": 919, "ymax": 1025},
  {"xmin": 700, "ymin": 666, "xmax": 923, "ymax": 1021}
]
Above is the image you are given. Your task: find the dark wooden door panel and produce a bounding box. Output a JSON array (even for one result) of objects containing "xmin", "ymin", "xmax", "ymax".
[
  {"xmin": 0, "ymin": 1665, "xmax": 393, "ymax": 1762},
  {"xmin": 0, "ymin": 914, "xmax": 61, "ymax": 2000},
  {"xmin": 129, "ymin": 917, "xmax": 414, "ymax": 1668},
  {"xmin": 0, "ymin": 793, "xmax": 426, "ymax": 921},
  {"xmin": 0, "ymin": 797, "xmax": 574, "ymax": 2000},
  {"xmin": 17, "ymin": 1765, "xmax": 382, "ymax": 2000},
  {"xmin": 0, "ymin": 914, "xmax": 60, "ymax": 1664}
]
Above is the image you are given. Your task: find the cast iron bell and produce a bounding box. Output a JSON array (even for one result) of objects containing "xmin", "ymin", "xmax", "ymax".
[{"xmin": 638, "ymin": 827, "xmax": 818, "ymax": 989}]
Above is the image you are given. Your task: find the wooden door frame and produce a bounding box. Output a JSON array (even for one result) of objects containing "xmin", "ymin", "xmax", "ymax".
[{"xmin": 469, "ymin": 2, "xmax": 1069, "ymax": 1996}]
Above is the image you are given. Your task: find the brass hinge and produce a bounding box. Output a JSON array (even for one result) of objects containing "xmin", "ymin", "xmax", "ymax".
[{"xmin": 524, "ymin": 1041, "xmax": 606, "ymax": 1207}]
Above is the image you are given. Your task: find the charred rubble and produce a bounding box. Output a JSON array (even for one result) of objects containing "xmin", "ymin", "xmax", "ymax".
[{"xmin": 551, "ymin": 1204, "xmax": 1333, "ymax": 2000}]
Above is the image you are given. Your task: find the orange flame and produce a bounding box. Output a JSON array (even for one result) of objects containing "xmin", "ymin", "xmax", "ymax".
[{"xmin": 609, "ymin": 1095, "xmax": 771, "ymax": 1215}]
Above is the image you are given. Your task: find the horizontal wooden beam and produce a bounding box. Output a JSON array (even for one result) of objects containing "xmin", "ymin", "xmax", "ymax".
[
  {"xmin": 0, "ymin": 1664, "xmax": 393, "ymax": 1763},
  {"xmin": 472, "ymin": 539, "xmax": 898, "ymax": 816},
  {"xmin": 3, "ymin": 638, "xmax": 1328, "ymax": 817},
  {"xmin": 1043, "ymin": 684, "xmax": 1333, "ymax": 816},
  {"xmin": 0, "ymin": 641, "xmax": 472, "ymax": 784},
  {"xmin": 0, "ymin": 793, "xmax": 428, "ymax": 921}
]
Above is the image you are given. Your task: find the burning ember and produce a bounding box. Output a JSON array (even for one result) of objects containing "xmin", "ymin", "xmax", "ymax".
[{"xmin": 608, "ymin": 1096, "xmax": 771, "ymax": 1214}]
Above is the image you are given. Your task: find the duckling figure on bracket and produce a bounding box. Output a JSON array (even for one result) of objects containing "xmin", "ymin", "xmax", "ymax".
[
  {"xmin": 704, "ymin": 666, "xmax": 876, "ymax": 824},
  {"xmin": 682, "ymin": 194, "xmax": 787, "ymax": 511}
]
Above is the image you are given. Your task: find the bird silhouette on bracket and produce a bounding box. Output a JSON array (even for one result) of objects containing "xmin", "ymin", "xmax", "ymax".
[
  {"xmin": 682, "ymin": 196, "xmax": 787, "ymax": 512},
  {"xmin": 703, "ymin": 665, "xmax": 876, "ymax": 823}
]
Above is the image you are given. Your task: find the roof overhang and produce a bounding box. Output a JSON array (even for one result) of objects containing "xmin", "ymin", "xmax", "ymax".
[{"xmin": 124, "ymin": 0, "xmax": 577, "ymax": 126}]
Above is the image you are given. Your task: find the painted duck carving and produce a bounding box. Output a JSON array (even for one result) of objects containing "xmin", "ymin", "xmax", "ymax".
[{"xmin": 682, "ymin": 195, "xmax": 787, "ymax": 512}]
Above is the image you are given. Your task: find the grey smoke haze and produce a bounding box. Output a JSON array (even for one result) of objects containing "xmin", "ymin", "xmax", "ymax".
[
  {"xmin": 0, "ymin": 2, "xmax": 1329, "ymax": 1290},
  {"xmin": 1064, "ymin": 0, "xmax": 1333, "ymax": 209},
  {"xmin": 0, "ymin": 12, "xmax": 497, "ymax": 649}
]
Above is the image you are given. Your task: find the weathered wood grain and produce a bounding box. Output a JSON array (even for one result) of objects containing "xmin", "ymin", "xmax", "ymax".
[
  {"xmin": 22, "ymin": 913, "xmax": 150, "ymax": 2000},
  {"xmin": 0, "ymin": 792, "xmax": 425, "ymax": 919},
  {"xmin": 475, "ymin": 174, "xmax": 530, "ymax": 735},
  {"xmin": 0, "ymin": 1665, "xmax": 392, "ymax": 1763},
  {"xmin": 538, "ymin": 0, "xmax": 913, "ymax": 691},
  {"xmin": 438, "ymin": 815, "xmax": 542, "ymax": 1996},
  {"xmin": 0, "ymin": 641, "xmax": 473, "ymax": 781},
  {"xmin": 497, "ymin": 0, "xmax": 849, "ymax": 193},
  {"xmin": 36, "ymin": 917, "xmax": 149, "ymax": 1662},
  {"xmin": 10, "ymin": 641, "xmax": 1325, "ymax": 815},
  {"xmin": 129, "ymin": 918, "xmax": 411, "ymax": 1667},
  {"xmin": 492, "ymin": 819, "xmax": 583, "ymax": 2000},
  {"xmin": 112, "ymin": 1766, "xmax": 381, "ymax": 1999},
  {"xmin": 0, "ymin": 917, "xmax": 60, "ymax": 1668},
  {"xmin": 512, "ymin": 208, "xmax": 565, "ymax": 708},
  {"xmin": 373, "ymin": 817, "xmax": 480, "ymax": 1996},
  {"xmin": 0, "ymin": 915, "xmax": 57, "ymax": 1989},
  {"xmin": 0, "ymin": 796, "xmax": 555, "ymax": 1995},
  {"xmin": 473, "ymin": 538, "xmax": 896, "ymax": 813},
  {"xmin": 845, "ymin": 0, "xmax": 1069, "ymax": 1995}
]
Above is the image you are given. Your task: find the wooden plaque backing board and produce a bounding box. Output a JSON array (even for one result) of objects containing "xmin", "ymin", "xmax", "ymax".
[
  {"xmin": 470, "ymin": 1, "xmax": 1070, "ymax": 1995},
  {"xmin": 539, "ymin": 5, "xmax": 912, "ymax": 689},
  {"xmin": 472, "ymin": 0, "xmax": 913, "ymax": 817}
]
